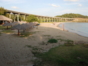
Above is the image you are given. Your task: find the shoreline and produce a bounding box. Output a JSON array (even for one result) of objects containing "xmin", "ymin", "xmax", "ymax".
[
  {"xmin": 40, "ymin": 22, "xmax": 88, "ymax": 42},
  {"xmin": 56, "ymin": 22, "xmax": 88, "ymax": 38}
]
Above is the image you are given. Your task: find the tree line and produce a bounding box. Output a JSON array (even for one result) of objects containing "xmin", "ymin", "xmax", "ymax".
[
  {"xmin": 56, "ymin": 13, "xmax": 88, "ymax": 18},
  {"xmin": 0, "ymin": 7, "xmax": 6, "ymax": 15},
  {"xmin": 0, "ymin": 7, "xmax": 39, "ymax": 22}
]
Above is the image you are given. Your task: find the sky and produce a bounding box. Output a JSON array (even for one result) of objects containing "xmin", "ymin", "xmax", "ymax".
[{"xmin": 0, "ymin": 0, "xmax": 88, "ymax": 17}]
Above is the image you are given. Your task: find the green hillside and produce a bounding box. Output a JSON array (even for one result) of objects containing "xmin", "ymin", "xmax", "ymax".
[{"xmin": 56, "ymin": 13, "xmax": 88, "ymax": 18}]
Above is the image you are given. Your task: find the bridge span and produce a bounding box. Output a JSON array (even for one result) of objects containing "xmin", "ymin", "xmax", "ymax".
[{"xmin": 5, "ymin": 9, "xmax": 75, "ymax": 22}]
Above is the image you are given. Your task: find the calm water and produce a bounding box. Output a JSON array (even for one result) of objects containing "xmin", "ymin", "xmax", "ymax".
[{"xmin": 59, "ymin": 22, "xmax": 88, "ymax": 37}]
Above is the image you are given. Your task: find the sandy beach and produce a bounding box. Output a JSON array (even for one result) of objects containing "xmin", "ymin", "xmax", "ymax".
[{"xmin": 0, "ymin": 22, "xmax": 88, "ymax": 66}]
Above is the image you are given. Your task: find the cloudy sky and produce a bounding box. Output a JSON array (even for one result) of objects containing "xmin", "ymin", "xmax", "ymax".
[{"xmin": 0, "ymin": 0, "xmax": 88, "ymax": 17}]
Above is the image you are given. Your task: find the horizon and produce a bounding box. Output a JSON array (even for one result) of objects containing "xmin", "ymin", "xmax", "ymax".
[{"xmin": 0, "ymin": 0, "xmax": 88, "ymax": 17}]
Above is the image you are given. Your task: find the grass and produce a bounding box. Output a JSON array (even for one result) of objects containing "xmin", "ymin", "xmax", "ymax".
[
  {"xmin": 39, "ymin": 41, "xmax": 47, "ymax": 45},
  {"xmin": 0, "ymin": 26, "xmax": 12, "ymax": 30},
  {"xmin": 0, "ymin": 25, "xmax": 5, "ymax": 30},
  {"xmin": 2, "ymin": 30, "xmax": 14, "ymax": 33},
  {"xmin": 0, "ymin": 26, "xmax": 13, "ymax": 33},
  {"xmin": 26, "ymin": 45, "xmax": 43, "ymax": 57},
  {"xmin": 56, "ymin": 36, "xmax": 62, "ymax": 37},
  {"xmin": 33, "ymin": 45, "xmax": 88, "ymax": 66},
  {"xmin": 20, "ymin": 32, "xmax": 33, "ymax": 37},
  {"xmin": 25, "ymin": 45, "xmax": 32, "ymax": 48},
  {"xmin": 64, "ymin": 40, "xmax": 74, "ymax": 46},
  {"xmin": 83, "ymin": 44, "xmax": 88, "ymax": 48},
  {"xmin": 42, "ymin": 35, "xmax": 51, "ymax": 37},
  {"xmin": 57, "ymin": 38, "xmax": 65, "ymax": 41}
]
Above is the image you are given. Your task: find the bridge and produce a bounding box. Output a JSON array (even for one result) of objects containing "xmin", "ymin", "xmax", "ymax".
[{"xmin": 5, "ymin": 9, "xmax": 74, "ymax": 22}]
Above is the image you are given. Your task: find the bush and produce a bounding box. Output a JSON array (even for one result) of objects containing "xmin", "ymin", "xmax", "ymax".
[{"xmin": 48, "ymin": 39, "xmax": 58, "ymax": 43}]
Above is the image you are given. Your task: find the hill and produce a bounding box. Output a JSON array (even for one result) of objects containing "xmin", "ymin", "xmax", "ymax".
[{"xmin": 56, "ymin": 13, "xmax": 88, "ymax": 18}]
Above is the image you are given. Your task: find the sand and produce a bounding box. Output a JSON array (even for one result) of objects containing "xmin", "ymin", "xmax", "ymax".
[{"xmin": 0, "ymin": 22, "xmax": 88, "ymax": 66}]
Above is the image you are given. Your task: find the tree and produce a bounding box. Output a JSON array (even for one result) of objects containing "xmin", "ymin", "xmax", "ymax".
[
  {"xmin": 0, "ymin": 7, "xmax": 6, "ymax": 15},
  {"xmin": 5, "ymin": 13, "xmax": 9, "ymax": 18},
  {"xmin": 56, "ymin": 13, "xmax": 88, "ymax": 18},
  {"xmin": 11, "ymin": 14, "xmax": 15, "ymax": 21},
  {"xmin": 19, "ymin": 15, "xmax": 25, "ymax": 21},
  {"xmin": 26, "ymin": 15, "xmax": 39, "ymax": 22}
]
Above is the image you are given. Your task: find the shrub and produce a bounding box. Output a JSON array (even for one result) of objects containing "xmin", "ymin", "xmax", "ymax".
[{"xmin": 48, "ymin": 38, "xmax": 58, "ymax": 43}]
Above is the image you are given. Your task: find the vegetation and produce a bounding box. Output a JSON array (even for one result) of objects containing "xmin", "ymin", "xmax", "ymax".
[
  {"xmin": 2, "ymin": 30, "xmax": 14, "ymax": 33},
  {"xmin": 64, "ymin": 40, "xmax": 74, "ymax": 46},
  {"xmin": 0, "ymin": 25, "xmax": 5, "ymax": 30},
  {"xmin": 56, "ymin": 13, "xmax": 88, "ymax": 18},
  {"xmin": 39, "ymin": 41, "xmax": 47, "ymax": 45},
  {"xmin": 26, "ymin": 15, "xmax": 39, "ymax": 22},
  {"xmin": 48, "ymin": 38, "xmax": 58, "ymax": 43},
  {"xmin": 34, "ymin": 45, "xmax": 88, "ymax": 66},
  {"xmin": 20, "ymin": 32, "xmax": 33, "ymax": 37},
  {"xmin": 25, "ymin": 45, "xmax": 32, "ymax": 48},
  {"xmin": 5, "ymin": 13, "xmax": 9, "ymax": 18},
  {"xmin": 1, "ymin": 7, "xmax": 88, "ymax": 22},
  {"xmin": 0, "ymin": 7, "xmax": 6, "ymax": 15},
  {"xmin": 11, "ymin": 14, "xmax": 15, "ymax": 21},
  {"xmin": 0, "ymin": 7, "xmax": 39, "ymax": 22},
  {"xmin": 83, "ymin": 44, "xmax": 88, "ymax": 48},
  {"xmin": 19, "ymin": 15, "xmax": 25, "ymax": 21}
]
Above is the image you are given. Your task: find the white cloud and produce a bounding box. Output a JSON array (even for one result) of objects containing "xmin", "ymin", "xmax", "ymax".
[
  {"xmin": 50, "ymin": 4, "xmax": 60, "ymax": 7},
  {"xmin": 11, "ymin": 6, "xmax": 18, "ymax": 9},
  {"xmin": 64, "ymin": 0, "xmax": 79, "ymax": 2}
]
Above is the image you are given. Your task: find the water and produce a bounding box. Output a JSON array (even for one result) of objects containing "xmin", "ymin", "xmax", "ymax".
[{"xmin": 59, "ymin": 22, "xmax": 88, "ymax": 37}]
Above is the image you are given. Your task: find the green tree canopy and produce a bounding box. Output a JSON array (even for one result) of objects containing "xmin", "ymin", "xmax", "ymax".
[
  {"xmin": 0, "ymin": 7, "xmax": 6, "ymax": 15},
  {"xmin": 56, "ymin": 13, "xmax": 88, "ymax": 18},
  {"xmin": 26, "ymin": 15, "xmax": 39, "ymax": 22}
]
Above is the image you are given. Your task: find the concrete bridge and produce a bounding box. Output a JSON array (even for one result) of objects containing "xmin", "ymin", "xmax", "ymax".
[{"xmin": 5, "ymin": 9, "xmax": 74, "ymax": 22}]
